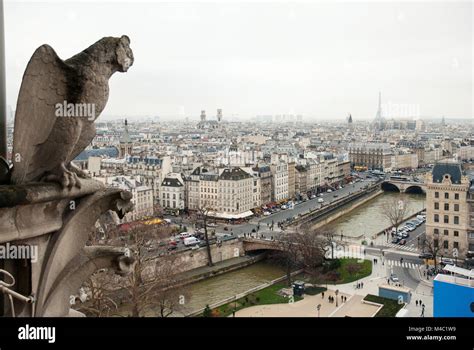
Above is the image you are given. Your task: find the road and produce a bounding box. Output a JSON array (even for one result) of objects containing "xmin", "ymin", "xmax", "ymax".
[{"xmin": 225, "ymin": 177, "xmax": 379, "ymax": 237}]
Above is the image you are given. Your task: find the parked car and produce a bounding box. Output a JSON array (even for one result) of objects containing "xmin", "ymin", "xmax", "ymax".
[
  {"xmin": 318, "ymin": 198, "xmax": 324, "ymax": 203},
  {"xmin": 413, "ymin": 218, "xmax": 424, "ymax": 225},
  {"xmin": 179, "ymin": 232, "xmax": 194, "ymax": 240},
  {"xmin": 441, "ymin": 257, "xmax": 455, "ymax": 266},
  {"xmin": 184, "ymin": 236, "xmax": 200, "ymax": 246},
  {"xmin": 207, "ymin": 222, "xmax": 218, "ymax": 227},
  {"xmin": 398, "ymin": 239, "xmax": 407, "ymax": 245},
  {"xmin": 263, "ymin": 211, "xmax": 271, "ymax": 216},
  {"xmin": 391, "ymin": 237, "xmax": 400, "ymax": 244},
  {"xmin": 327, "ymin": 189, "xmax": 332, "ymax": 193}
]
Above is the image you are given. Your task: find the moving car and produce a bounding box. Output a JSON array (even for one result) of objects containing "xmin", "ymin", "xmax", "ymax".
[
  {"xmin": 318, "ymin": 198, "xmax": 324, "ymax": 203},
  {"xmin": 263, "ymin": 211, "xmax": 271, "ymax": 216},
  {"xmin": 390, "ymin": 274, "xmax": 399, "ymax": 282},
  {"xmin": 418, "ymin": 252, "xmax": 433, "ymax": 259},
  {"xmin": 398, "ymin": 239, "xmax": 407, "ymax": 245},
  {"xmin": 391, "ymin": 237, "xmax": 400, "ymax": 244}
]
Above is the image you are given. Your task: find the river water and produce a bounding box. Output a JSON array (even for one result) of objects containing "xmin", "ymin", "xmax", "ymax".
[
  {"xmin": 325, "ymin": 192, "xmax": 425, "ymax": 239},
  {"xmin": 182, "ymin": 260, "xmax": 286, "ymax": 314},
  {"xmin": 179, "ymin": 192, "xmax": 426, "ymax": 314}
]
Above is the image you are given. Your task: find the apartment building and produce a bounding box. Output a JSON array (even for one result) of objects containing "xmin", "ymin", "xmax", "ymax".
[
  {"xmin": 349, "ymin": 142, "xmax": 392, "ymax": 171},
  {"xmin": 218, "ymin": 168, "xmax": 253, "ymax": 216},
  {"xmin": 288, "ymin": 161, "xmax": 296, "ymax": 199},
  {"xmin": 270, "ymin": 162, "xmax": 289, "ymax": 201},
  {"xmin": 159, "ymin": 173, "xmax": 185, "ymax": 212},
  {"xmin": 252, "ymin": 165, "xmax": 272, "ymax": 206},
  {"xmin": 425, "ymin": 162, "xmax": 471, "ymax": 259}
]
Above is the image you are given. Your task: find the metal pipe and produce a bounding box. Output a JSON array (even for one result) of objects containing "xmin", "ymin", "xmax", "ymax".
[{"xmin": 0, "ymin": 0, "xmax": 6, "ymax": 160}]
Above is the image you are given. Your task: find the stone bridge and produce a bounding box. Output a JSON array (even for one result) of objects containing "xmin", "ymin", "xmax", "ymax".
[
  {"xmin": 381, "ymin": 180, "xmax": 426, "ymax": 194},
  {"xmin": 242, "ymin": 238, "xmax": 284, "ymax": 252}
]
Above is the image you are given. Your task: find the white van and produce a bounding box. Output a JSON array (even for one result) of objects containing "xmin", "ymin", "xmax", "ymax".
[
  {"xmin": 184, "ymin": 237, "xmax": 200, "ymax": 246},
  {"xmin": 179, "ymin": 232, "xmax": 194, "ymax": 240}
]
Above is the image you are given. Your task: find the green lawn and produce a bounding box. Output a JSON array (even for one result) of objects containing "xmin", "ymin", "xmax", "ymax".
[
  {"xmin": 364, "ymin": 294, "xmax": 404, "ymax": 317},
  {"xmin": 204, "ymin": 283, "xmax": 302, "ymax": 317},
  {"xmin": 335, "ymin": 258, "xmax": 372, "ymax": 284}
]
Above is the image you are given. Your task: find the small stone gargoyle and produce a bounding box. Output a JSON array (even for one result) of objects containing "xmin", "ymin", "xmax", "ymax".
[{"xmin": 10, "ymin": 36, "xmax": 134, "ymax": 189}]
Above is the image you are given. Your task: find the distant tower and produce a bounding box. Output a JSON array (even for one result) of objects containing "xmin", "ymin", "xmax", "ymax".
[
  {"xmin": 217, "ymin": 109, "xmax": 223, "ymax": 122},
  {"xmin": 441, "ymin": 116, "xmax": 446, "ymax": 127},
  {"xmin": 118, "ymin": 118, "xmax": 133, "ymax": 158},
  {"xmin": 375, "ymin": 91, "xmax": 383, "ymax": 121},
  {"xmin": 373, "ymin": 91, "xmax": 385, "ymax": 131},
  {"xmin": 348, "ymin": 113, "xmax": 353, "ymax": 130},
  {"xmin": 200, "ymin": 110, "xmax": 206, "ymax": 122}
]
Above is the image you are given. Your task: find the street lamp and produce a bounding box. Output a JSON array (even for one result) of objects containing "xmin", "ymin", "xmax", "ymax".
[{"xmin": 335, "ymin": 289, "xmax": 339, "ymax": 307}]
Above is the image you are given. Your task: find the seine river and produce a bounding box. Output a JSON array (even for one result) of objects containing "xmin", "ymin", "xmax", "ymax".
[
  {"xmin": 325, "ymin": 191, "xmax": 425, "ymax": 239},
  {"xmin": 155, "ymin": 192, "xmax": 426, "ymax": 315}
]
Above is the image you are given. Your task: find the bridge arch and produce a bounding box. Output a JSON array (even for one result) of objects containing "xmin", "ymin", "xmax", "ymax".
[
  {"xmin": 381, "ymin": 181, "xmax": 401, "ymax": 192},
  {"xmin": 404, "ymin": 185, "xmax": 424, "ymax": 194}
]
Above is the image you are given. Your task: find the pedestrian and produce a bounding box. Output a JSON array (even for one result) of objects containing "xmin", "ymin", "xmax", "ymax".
[
  {"xmin": 361, "ymin": 282, "xmax": 364, "ymax": 288},
  {"xmin": 322, "ymin": 292, "xmax": 325, "ymax": 299},
  {"xmin": 416, "ymin": 300, "xmax": 418, "ymax": 307}
]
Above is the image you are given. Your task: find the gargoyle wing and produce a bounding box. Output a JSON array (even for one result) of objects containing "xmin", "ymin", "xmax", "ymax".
[{"xmin": 11, "ymin": 44, "xmax": 69, "ymax": 184}]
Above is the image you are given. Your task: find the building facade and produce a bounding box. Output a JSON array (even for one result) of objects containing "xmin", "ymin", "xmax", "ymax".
[{"xmin": 425, "ymin": 163, "xmax": 471, "ymax": 259}]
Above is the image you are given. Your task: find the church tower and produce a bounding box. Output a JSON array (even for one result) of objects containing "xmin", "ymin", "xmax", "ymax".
[{"xmin": 118, "ymin": 119, "xmax": 133, "ymax": 158}]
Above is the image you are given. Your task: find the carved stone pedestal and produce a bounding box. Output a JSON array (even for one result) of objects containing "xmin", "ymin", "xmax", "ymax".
[{"xmin": 0, "ymin": 179, "xmax": 133, "ymax": 317}]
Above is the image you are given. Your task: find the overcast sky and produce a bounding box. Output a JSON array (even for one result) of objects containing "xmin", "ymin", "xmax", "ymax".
[{"xmin": 4, "ymin": 0, "xmax": 473, "ymax": 120}]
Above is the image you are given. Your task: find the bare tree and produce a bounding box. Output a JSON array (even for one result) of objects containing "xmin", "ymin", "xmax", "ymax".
[
  {"xmin": 278, "ymin": 231, "xmax": 303, "ymax": 286},
  {"xmin": 381, "ymin": 195, "xmax": 410, "ymax": 238},
  {"xmin": 74, "ymin": 270, "xmax": 119, "ymax": 317},
  {"xmin": 121, "ymin": 223, "xmax": 189, "ymax": 317},
  {"xmin": 421, "ymin": 235, "xmax": 444, "ymax": 269},
  {"xmin": 195, "ymin": 204, "xmax": 214, "ymax": 267},
  {"xmin": 277, "ymin": 229, "xmax": 326, "ymax": 286},
  {"xmin": 322, "ymin": 230, "xmax": 336, "ymax": 260}
]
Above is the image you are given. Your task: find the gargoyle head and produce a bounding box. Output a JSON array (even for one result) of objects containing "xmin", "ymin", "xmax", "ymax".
[{"xmin": 115, "ymin": 35, "xmax": 134, "ymax": 72}]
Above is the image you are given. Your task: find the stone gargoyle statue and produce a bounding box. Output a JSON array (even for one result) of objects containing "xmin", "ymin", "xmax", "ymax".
[{"xmin": 10, "ymin": 35, "xmax": 134, "ymax": 189}]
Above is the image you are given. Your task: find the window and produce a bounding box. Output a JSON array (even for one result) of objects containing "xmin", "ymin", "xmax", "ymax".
[
  {"xmin": 444, "ymin": 203, "xmax": 449, "ymax": 211},
  {"xmin": 435, "ymin": 192, "xmax": 439, "ymax": 198},
  {"xmin": 443, "ymin": 241, "xmax": 449, "ymax": 249},
  {"xmin": 455, "ymin": 193, "xmax": 459, "ymax": 200},
  {"xmin": 434, "ymin": 239, "xmax": 439, "ymax": 248},
  {"xmin": 434, "ymin": 228, "xmax": 439, "ymax": 235},
  {"xmin": 434, "ymin": 202, "xmax": 439, "ymax": 210},
  {"xmin": 454, "ymin": 204, "xmax": 459, "ymax": 212},
  {"xmin": 444, "ymin": 215, "xmax": 449, "ymax": 224},
  {"xmin": 454, "ymin": 231, "xmax": 459, "ymax": 237},
  {"xmin": 453, "ymin": 242, "xmax": 459, "ymax": 249},
  {"xmin": 444, "ymin": 230, "xmax": 449, "ymax": 236},
  {"xmin": 434, "ymin": 214, "xmax": 439, "ymax": 223},
  {"xmin": 444, "ymin": 192, "xmax": 449, "ymax": 199},
  {"xmin": 454, "ymin": 216, "xmax": 459, "ymax": 225}
]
